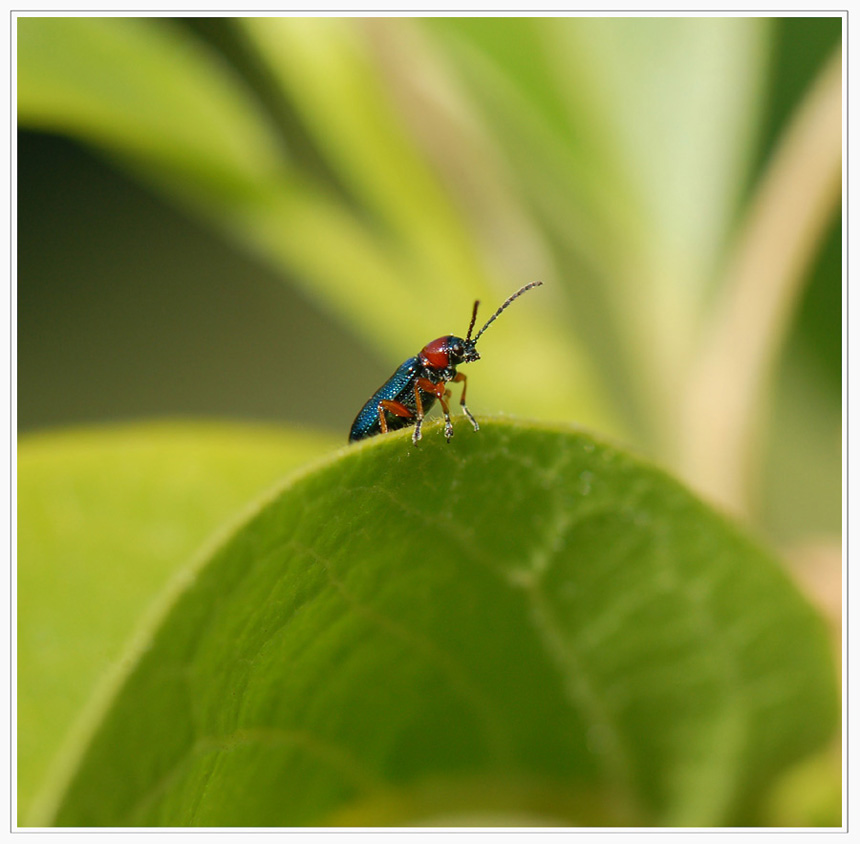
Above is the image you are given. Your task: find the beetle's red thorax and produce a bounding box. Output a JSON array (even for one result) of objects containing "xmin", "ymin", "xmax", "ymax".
[{"xmin": 420, "ymin": 336, "xmax": 451, "ymax": 370}]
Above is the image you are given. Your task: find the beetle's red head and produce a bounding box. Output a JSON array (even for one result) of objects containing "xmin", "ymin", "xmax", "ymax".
[
  {"xmin": 420, "ymin": 336, "xmax": 480, "ymax": 370},
  {"xmin": 419, "ymin": 282, "xmax": 542, "ymax": 372}
]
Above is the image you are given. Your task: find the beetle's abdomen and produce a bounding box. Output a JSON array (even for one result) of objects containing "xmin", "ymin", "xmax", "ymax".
[{"xmin": 349, "ymin": 357, "xmax": 439, "ymax": 441}]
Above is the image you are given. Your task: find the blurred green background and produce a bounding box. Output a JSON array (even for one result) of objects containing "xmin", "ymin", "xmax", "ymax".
[
  {"xmin": 18, "ymin": 115, "xmax": 380, "ymax": 435},
  {"xmin": 18, "ymin": 15, "xmax": 842, "ymax": 548},
  {"xmin": 17, "ymin": 14, "xmax": 843, "ymax": 826}
]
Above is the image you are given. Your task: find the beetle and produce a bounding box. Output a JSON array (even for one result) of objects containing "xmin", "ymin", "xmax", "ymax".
[{"xmin": 349, "ymin": 281, "xmax": 543, "ymax": 444}]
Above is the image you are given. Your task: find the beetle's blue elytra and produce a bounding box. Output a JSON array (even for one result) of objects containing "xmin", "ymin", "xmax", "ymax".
[{"xmin": 348, "ymin": 281, "xmax": 543, "ymax": 445}]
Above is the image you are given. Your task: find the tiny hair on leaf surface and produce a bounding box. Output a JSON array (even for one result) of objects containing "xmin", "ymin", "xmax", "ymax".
[{"xmin": 44, "ymin": 420, "xmax": 837, "ymax": 827}]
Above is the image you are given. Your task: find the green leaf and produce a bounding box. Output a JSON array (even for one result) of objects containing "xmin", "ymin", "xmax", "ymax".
[
  {"xmin": 17, "ymin": 422, "xmax": 334, "ymax": 823},
  {"xmin": 16, "ymin": 16, "xmax": 288, "ymax": 205},
  {"xmin": 39, "ymin": 421, "xmax": 835, "ymax": 826},
  {"xmin": 240, "ymin": 17, "xmax": 486, "ymax": 283},
  {"xmin": 436, "ymin": 16, "xmax": 769, "ymax": 308}
]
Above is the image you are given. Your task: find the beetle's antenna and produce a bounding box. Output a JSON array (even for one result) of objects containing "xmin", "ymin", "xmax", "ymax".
[
  {"xmin": 465, "ymin": 300, "xmax": 480, "ymax": 342},
  {"xmin": 472, "ymin": 281, "xmax": 543, "ymax": 344}
]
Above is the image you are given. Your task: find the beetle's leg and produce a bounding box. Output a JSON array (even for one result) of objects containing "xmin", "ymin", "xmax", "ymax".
[
  {"xmin": 416, "ymin": 378, "xmax": 454, "ymax": 442},
  {"xmin": 410, "ymin": 381, "xmax": 430, "ymax": 444},
  {"xmin": 437, "ymin": 391, "xmax": 454, "ymax": 441},
  {"xmin": 451, "ymin": 372, "xmax": 479, "ymax": 431},
  {"xmin": 378, "ymin": 399, "xmax": 413, "ymax": 435}
]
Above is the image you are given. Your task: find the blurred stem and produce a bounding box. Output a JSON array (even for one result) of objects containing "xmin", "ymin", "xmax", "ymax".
[{"xmin": 677, "ymin": 48, "xmax": 842, "ymax": 517}]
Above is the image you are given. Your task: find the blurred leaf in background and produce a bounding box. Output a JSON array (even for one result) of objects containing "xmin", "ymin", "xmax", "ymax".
[{"xmin": 17, "ymin": 14, "xmax": 842, "ymax": 827}]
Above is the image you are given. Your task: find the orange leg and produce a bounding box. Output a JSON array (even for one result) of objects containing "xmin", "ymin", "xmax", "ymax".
[
  {"xmin": 437, "ymin": 390, "xmax": 454, "ymax": 441},
  {"xmin": 378, "ymin": 399, "xmax": 413, "ymax": 434},
  {"xmin": 410, "ymin": 379, "xmax": 432, "ymax": 443},
  {"xmin": 414, "ymin": 377, "xmax": 455, "ymax": 442},
  {"xmin": 451, "ymin": 372, "xmax": 479, "ymax": 432}
]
